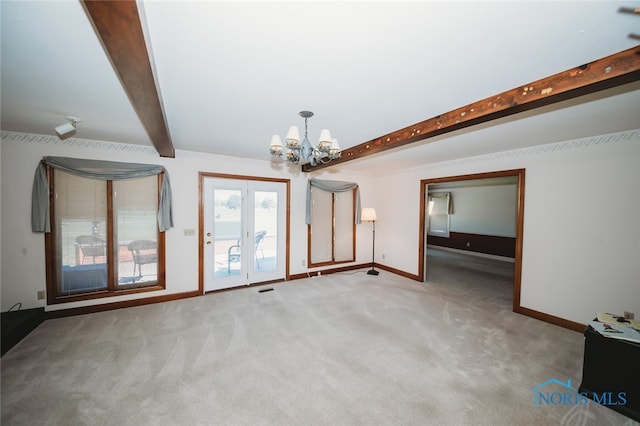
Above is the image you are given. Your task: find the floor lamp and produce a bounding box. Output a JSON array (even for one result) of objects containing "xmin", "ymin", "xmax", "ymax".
[{"xmin": 361, "ymin": 208, "xmax": 379, "ymax": 276}]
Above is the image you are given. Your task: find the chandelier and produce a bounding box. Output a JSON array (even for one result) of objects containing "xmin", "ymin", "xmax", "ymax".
[{"xmin": 269, "ymin": 111, "xmax": 341, "ymax": 166}]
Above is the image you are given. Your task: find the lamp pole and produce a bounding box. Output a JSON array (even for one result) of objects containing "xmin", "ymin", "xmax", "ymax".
[{"xmin": 367, "ymin": 219, "xmax": 379, "ymax": 276}]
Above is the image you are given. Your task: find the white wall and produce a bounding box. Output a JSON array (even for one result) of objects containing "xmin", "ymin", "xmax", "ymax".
[
  {"xmin": 373, "ymin": 130, "xmax": 640, "ymax": 324},
  {"xmin": 0, "ymin": 133, "xmax": 373, "ymax": 312},
  {"xmin": 3, "ymin": 130, "xmax": 638, "ymax": 325},
  {"xmin": 442, "ymin": 184, "xmax": 517, "ymax": 237}
]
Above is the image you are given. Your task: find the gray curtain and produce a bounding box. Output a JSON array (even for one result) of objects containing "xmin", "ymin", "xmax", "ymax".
[
  {"xmin": 305, "ymin": 178, "xmax": 361, "ymax": 225},
  {"xmin": 31, "ymin": 156, "xmax": 173, "ymax": 233}
]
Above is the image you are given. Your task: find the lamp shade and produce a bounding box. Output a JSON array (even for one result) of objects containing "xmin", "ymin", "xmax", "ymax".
[
  {"xmin": 269, "ymin": 135, "xmax": 283, "ymax": 155},
  {"xmin": 318, "ymin": 129, "xmax": 332, "ymax": 144},
  {"xmin": 361, "ymin": 207, "xmax": 377, "ymax": 222},
  {"xmin": 285, "ymin": 126, "xmax": 300, "ymax": 146},
  {"xmin": 270, "ymin": 135, "xmax": 282, "ymax": 149}
]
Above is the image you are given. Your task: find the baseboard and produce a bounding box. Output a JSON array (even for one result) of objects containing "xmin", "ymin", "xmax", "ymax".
[
  {"xmin": 204, "ymin": 279, "xmax": 285, "ymax": 294},
  {"xmin": 45, "ymin": 290, "xmax": 201, "ymax": 319},
  {"xmin": 288, "ymin": 263, "xmax": 371, "ymax": 280},
  {"xmin": 375, "ymin": 263, "xmax": 420, "ymax": 281},
  {"xmin": 514, "ymin": 306, "xmax": 586, "ymax": 333}
]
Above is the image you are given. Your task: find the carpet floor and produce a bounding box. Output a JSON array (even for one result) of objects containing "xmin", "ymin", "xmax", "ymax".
[{"xmin": 1, "ymin": 248, "xmax": 636, "ymax": 425}]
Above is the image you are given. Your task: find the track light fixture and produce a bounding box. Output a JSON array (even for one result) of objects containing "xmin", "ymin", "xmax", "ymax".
[{"xmin": 55, "ymin": 116, "xmax": 81, "ymax": 139}]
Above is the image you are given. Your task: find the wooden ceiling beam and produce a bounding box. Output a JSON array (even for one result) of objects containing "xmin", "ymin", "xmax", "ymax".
[
  {"xmin": 82, "ymin": 0, "xmax": 175, "ymax": 158},
  {"xmin": 303, "ymin": 46, "xmax": 640, "ymax": 172}
]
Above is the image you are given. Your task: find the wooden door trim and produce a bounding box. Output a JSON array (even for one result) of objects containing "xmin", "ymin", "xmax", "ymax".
[
  {"xmin": 198, "ymin": 172, "xmax": 290, "ymax": 295},
  {"xmin": 419, "ymin": 169, "xmax": 525, "ymax": 311}
]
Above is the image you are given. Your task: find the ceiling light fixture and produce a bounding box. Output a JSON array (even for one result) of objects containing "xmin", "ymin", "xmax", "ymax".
[
  {"xmin": 269, "ymin": 111, "xmax": 341, "ymax": 166},
  {"xmin": 55, "ymin": 116, "xmax": 81, "ymax": 139}
]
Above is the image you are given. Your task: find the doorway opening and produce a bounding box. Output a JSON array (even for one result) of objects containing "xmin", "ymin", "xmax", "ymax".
[
  {"xmin": 419, "ymin": 169, "xmax": 525, "ymax": 312},
  {"xmin": 199, "ymin": 173, "xmax": 290, "ymax": 293}
]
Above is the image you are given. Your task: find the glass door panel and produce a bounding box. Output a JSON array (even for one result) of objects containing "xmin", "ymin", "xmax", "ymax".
[
  {"xmin": 254, "ymin": 191, "xmax": 278, "ymax": 273},
  {"xmin": 214, "ymin": 189, "xmax": 243, "ymax": 279}
]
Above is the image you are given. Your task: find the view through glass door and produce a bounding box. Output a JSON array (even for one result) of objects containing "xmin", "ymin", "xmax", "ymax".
[{"xmin": 203, "ymin": 176, "xmax": 287, "ymax": 291}]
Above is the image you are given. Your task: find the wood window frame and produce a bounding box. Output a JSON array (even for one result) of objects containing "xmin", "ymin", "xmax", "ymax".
[
  {"xmin": 307, "ymin": 187, "xmax": 357, "ymax": 267},
  {"xmin": 44, "ymin": 166, "xmax": 166, "ymax": 305}
]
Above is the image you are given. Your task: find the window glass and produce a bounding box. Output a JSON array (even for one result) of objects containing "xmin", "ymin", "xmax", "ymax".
[
  {"xmin": 333, "ymin": 190, "xmax": 354, "ymax": 262},
  {"xmin": 48, "ymin": 169, "xmax": 163, "ymax": 302},
  {"xmin": 254, "ymin": 190, "xmax": 278, "ymax": 272},
  {"xmin": 54, "ymin": 171, "xmax": 108, "ymax": 295},
  {"xmin": 114, "ymin": 176, "xmax": 159, "ymax": 285},
  {"xmin": 310, "ymin": 187, "xmax": 333, "ymax": 264},
  {"xmin": 428, "ymin": 192, "xmax": 451, "ymax": 237},
  {"xmin": 309, "ymin": 187, "xmax": 355, "ymax": 266}
]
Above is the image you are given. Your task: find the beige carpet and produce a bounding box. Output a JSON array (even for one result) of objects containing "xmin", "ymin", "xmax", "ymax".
[{"xmin": 1, "ymin": 249, "xmax": 636, "ymax": 425}]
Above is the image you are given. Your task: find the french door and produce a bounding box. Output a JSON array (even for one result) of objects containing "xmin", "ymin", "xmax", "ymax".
[{"xmin": 202, "ymin": 176, "xmax": 287, "ymax": 291}]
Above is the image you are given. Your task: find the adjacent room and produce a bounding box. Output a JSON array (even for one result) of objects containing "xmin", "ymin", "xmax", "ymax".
[
  {"xmin": 2, "ymin": 1, "xmax": 639, "ymax": 424},
  {"xmin": 425, "ymin": 175, "xmax": 519, "ymax": 309}
]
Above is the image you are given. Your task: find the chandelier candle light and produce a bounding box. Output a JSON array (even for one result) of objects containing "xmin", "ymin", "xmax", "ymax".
[{"xmin": 270, "ymin": 111, "xmax": 341, "ymax": 166}]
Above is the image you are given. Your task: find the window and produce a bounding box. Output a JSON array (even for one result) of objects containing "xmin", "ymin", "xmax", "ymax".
[
  {"xmin": 45, "ymin": 168, "xmax": 165, "ymax": 303},
  {"xmin": 308, "ymin": 186, "xmax": 356, "ymax": 266},
  {"xmin": 427, "ymin": 192, "xmax": 451, "ymax": 237}
]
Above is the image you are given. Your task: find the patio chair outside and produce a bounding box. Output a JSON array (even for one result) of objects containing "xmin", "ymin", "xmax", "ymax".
[
  {"xmin": 127, "ymin": 240, "xmax": 158, "ymax": 282},
  {"xmin": 75, "ymin": 235, "xmax": 106, "ymax": 265},
  {"xmin": 227, "ymin": 230, "xmax": 267, "ymax": 272}
]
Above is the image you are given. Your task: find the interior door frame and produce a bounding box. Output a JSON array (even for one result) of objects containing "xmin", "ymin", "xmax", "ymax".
[
  {"xmin": 198, "ymin": 172, "xmax": 290, "ymax": 294},
  {"xmin": 419, "ymin": 168, "xmax": 525, "ymax": 312}
]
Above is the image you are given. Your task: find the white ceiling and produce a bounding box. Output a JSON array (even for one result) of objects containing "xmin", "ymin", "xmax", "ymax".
[{"xmin": 2, "ymin": 1, "xmax": 639, "ymax": 174}]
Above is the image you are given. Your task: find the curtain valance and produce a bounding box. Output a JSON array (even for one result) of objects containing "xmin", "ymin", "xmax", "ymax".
[
  {"xmin": 305, "ymin": 178, "xmax": 361, "ymax": 225},
  {"xmin": 31, "ymin": 156, "xmax": 173, "ymax": 233}
]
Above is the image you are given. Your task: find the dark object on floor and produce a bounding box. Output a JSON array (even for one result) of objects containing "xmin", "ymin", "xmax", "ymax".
[
  {"xmin": 258, "ymin": 288, "xmax": 274, "ymax": 293},
  {"xmin": 579, "ymin": 324, "xmax": 640, "ymax": 422},
  {"xmin": 1, "ymin": 307, "xmax": 46, "ymax": 356}
]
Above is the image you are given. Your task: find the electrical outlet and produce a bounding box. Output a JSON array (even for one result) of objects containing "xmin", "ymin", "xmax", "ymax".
[
  {"xmin": 624, "ymin": 311, "xmax": 635, "ymax": 320},
  {"xmin": 183, "ymin": 228, "xmax": 196, "ymax": 236},
  {"xmin": 466, "ymin": 242, "xmax": 471, "ymax": 247},
  {"xmin": 37, "ymin": 290, "xmax": 45, "ymax": 300},
  {"xmin": 302, "ymin": 260, "xmax": 306, "ymax": 266}
]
